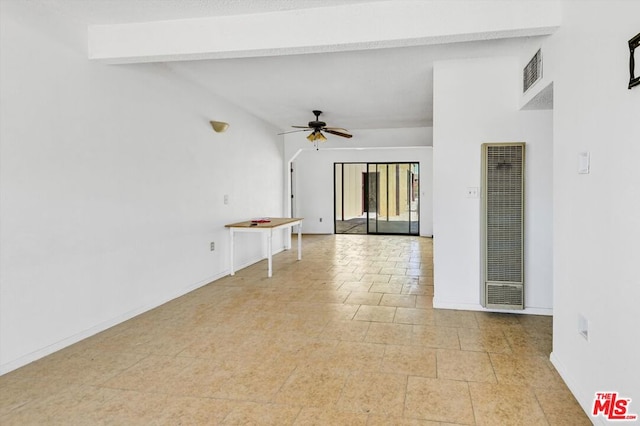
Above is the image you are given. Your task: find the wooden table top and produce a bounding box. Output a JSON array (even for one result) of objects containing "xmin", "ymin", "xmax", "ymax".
[{"xmin": 225, "ymin": 217, "xmax": 303, "ymax": 229}]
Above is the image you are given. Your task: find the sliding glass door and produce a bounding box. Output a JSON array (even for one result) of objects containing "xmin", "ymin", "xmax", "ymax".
[{"xmin": 335, "ymin": 162, "xmax": 419, "ymax": 235}]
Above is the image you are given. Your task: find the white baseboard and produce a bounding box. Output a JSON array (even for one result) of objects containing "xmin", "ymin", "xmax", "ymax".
[
  {"xmin": 550, "ymin": 352, "xmax": 601, "ymax": 425},
  {"xmin": 432, "ymin": 299, "xmax": 553, "ymax": 316}
]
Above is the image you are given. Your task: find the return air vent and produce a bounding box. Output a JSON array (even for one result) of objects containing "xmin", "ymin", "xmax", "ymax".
[
  {"xmin": 523, "ymin": 49, "xmax": 542, "ymax": 93},
  {"xmin": 481, "ymin": 143, "xmax": 525, "ymax": 310},
  {"xmin": 487, "ymin": 283, "xmax": 524, "ymax": 310}
]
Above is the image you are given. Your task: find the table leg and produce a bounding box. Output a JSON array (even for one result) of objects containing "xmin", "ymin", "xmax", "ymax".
[
  {"xmin": 285, "ymin": 227, "xmax": 292, "ymax": 250},
  {"xmin": 229, "ymin": 228, "xmax": 235, "ymax": 276},
  {"xmin": 297, "ymin": 222, "xmax": 302, "ymax": 261},
  {"xmin": 267, "ymin": 229, "xmax": 273, "ymax": 278}
]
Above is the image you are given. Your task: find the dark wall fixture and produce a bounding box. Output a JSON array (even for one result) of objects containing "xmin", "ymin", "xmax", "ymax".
[{"xmin": 629, "ymin": 32, "xmax": 640, "ymax": 89}]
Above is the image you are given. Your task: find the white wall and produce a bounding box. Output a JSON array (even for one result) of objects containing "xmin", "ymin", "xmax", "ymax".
[
  {"xmin": 541, "ymin": 1, "xmax": 640, "ymax": 419},
  {"xmin": 285, "ymin": 128, "xmax": 433, "ymax": 236},
  {"xmin": 0, "ymin": 4, "xmax": 284, "ymax": 373},
  {"xmin": 432, "ymin": 56, "xmax": 553, "ymax": 315}
]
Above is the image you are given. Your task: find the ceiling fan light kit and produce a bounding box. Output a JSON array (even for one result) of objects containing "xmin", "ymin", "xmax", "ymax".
[
  {"xmin": 306, "ymin": 131, "xmax": 327, "ymax": 142},
  {"xmin": 281, "ymin": 110, "xmax": 352, "ymax": 149}
]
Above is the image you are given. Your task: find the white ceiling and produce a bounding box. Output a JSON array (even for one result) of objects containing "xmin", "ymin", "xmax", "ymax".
[{"xmin": 40, "ymin": 0, "xmax": 545, "ymax": 131}]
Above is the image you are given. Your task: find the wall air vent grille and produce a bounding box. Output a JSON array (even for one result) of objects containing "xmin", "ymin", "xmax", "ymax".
[
  {"xmin": 481, "ymin": 143, "xmax": 525, "ymax": 310},
  {"xmin": 523, "ymin": 49, "xmax": 542, "ymax": 93},
  {"xmin": 487, "ymin": 283, "xmax": 524, "ymax": 309}
]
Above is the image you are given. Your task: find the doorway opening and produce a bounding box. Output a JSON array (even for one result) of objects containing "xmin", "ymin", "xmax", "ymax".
[{"xmin": 334, "ymin": 162, "xmax": 419, "ymax": 235}]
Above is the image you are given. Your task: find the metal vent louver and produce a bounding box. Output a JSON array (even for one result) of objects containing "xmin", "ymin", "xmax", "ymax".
[
  {"xmin": 482, "ymin": 143, "xmax": 525, "ymax": 310},
  {"xmin": 487, "ymin": 283, "xmax": 524, "ymax": 307},
  {"xmin": 523, "ymin": 49, "xmax": 542, "ymax": 93}
]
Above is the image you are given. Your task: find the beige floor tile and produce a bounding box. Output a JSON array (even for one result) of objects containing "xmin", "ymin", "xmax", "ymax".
[
  {"xmin": 353, "ymin": 305, "xmax": 396, "ymax": 322},
  {"xmin": 307, "ymin": 279, "xmax": 344, "ymax": 290},
  {"xmin": 412, "ymin": 325, "xmax": 460, "ymax": 349},
  {"xmin": 457, "ymin": 327, "xmax": 513, "ymax": 354},
  {"xmin": 504, "ymin": 327, "xmax": 553, "ymax": 356},
  {"xmin": 367, "ymin": 415, "xmax": 440, "ymax": 425},
  {"xmin": 76, "ymin": 387, "xmax": 167, "ymax": 424},
  {"xmin": 288, "ymin": 301, "xmax": 360, "ymax": 321},
  {"xmin": 361, "ymin": 273, "xmax": 392, "ymax": 283},
  {"xmin": 0, "ymin": 377, "xmax": 67, "ymax": 417},
  {"xmin": 475, "ymin": 311, "xmax": 525, "ymax": 329},
  {"xmin": 321, "ymin": 341, "xmax": 386, "ymax": 371},
  {"xmin": 365, "ymin": 322, "xmax": 414, "ymax": 345},
  {"xmin": 177, "ymin": 330, "xmax": 259, "ymax": 360},
  {"xmin": 380, "ymin": 294, "xmax": 417, "ymax": 307},
  {"xmin": 490, "ymin": 353, "xmax": 566, "ymax": 388},
  {"xmin": 345, "ymin": 291, "xmax": 383, "ymax": 305},
  {"xmin": 534, "ymin": 386, "xmax": 592, "ymax": 425},
  {"xmin": 379, "ymin": 267, "xmax": 409, "ymax": 275},
  {"xmin": 415, "ymin": 295, "xmax": 434, "ymax": 308},
  {"xmin": 302, "ymin": 289, "xmax": 351, "ymax": 304},
  {"xmin": 436, "ymin": 349, "xmax": 497, "ymax": 383},
  {"xmin": 12, "ymin": 349, "xmax": 147, "ymax": 387},
  {"xmin": 394, "ymin": 307, "xmax": 434, "ymax": 325},
  {"xmin": 434, "ymin": 309, "xmax": 479, "ymax": 328},
  {"xmin": 213, "ymin": 359, "xmax": 297, "ymax": 402},
  {"xmin": 389, "ymin": 276, "xmax": 420, "ymax": 286},
  {"xmin": 518, "ymin": 314, "xmax": 553, "ymax": 332},
  {"xmin": 333, "ymin": 272, "xmax": 365, "ymax": 281},
  {"xmin": 401, "ymin": 284, "xmax": 431, "ymax": 295},
  {"xmin": 294, "ymin": 407, "xmax": 368, "ymax": 425},
  {"xmin": 339, "ymin": 281, "xmax": 374, "ymax": 292},
  {"xmin": 164, "ymin": 356, "xmax": 236, "ymax": 397},
  {"xmin": 469, "ymin": 382, "xmax": 548, "ymax": 425},
  {"xmin": 320, "ymin": 319, "xmax": 370, "ymax": 341},
  {"xmin": 273, "ymin": 367, "xmax": 349, "ymax": 407},
  {"xmin": 159, "ymin": 396, "xmax": 236, "ymax": 424},
  {"xmin": 2, "ymin": 384, "xmax": 120, "ymax": 425},
  {"xmin": 369, "ymin": 282, "xmax": 404, "ymax": 293},
  {"xmin": 380, "ymin": 345, "xmax": 436, "ymax": 377},
  {"xmin": 337, "ymin": 371, "xmax": 407, "ymax": 417},
  {"xmin": 221, "ymin": 401, "xmax": 301, "ymax": 425},
  {"xmin": 405, "ymin": 377, "xmax": 475, "ymax": 424},
  {"xmin": 101, "ymin": 354, "xmax": 193, "ymax": 392}
]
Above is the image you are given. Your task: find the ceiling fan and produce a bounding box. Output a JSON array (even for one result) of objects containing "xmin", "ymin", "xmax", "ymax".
[{"xmin": 280, "ymin": 110, "xmax": 352, "ymax": 143}]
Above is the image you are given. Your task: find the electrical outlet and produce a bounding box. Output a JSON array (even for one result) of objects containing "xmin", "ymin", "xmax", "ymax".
[
  {"xmin": 210, "ymin": 242, "xmax": 215, "ymax": 251},
  {"xmin": 319, "ymin": 217, "xmax": 323, "ymax": 222}
]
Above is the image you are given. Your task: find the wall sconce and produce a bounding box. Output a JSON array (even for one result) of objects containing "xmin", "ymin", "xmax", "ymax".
[{"xmin": 210, "ymin": 120, "xmax": 230, "ymax": 133}]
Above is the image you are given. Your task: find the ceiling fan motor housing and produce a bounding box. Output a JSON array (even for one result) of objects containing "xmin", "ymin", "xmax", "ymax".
[
  {"xmin": 309, "ymin": 110, "xmax": 325, "ymax": 128},
  {"xmin": 308, "ymin": 120, "xmax": 326, "ymax": 128}
]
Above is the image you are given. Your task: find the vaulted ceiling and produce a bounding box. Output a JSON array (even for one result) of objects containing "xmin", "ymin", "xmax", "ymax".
[{"xmin": 38, "ymin": 0, "xmax": 558, "ymax": 131}]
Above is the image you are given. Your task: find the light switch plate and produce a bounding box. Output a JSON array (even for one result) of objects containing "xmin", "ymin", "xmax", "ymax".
[
  {"xmin": 466, "ymin": 187, "xmax": 479, "ymax": 198},
  {"xmin": 578, "ymin": 152, "xmax": 590, "ymax": 174}
]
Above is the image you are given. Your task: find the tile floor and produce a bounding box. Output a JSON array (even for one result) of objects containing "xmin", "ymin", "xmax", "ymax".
[{"xmin": 0, "ymin": 234, "xmax": 591, "ymax": 425}]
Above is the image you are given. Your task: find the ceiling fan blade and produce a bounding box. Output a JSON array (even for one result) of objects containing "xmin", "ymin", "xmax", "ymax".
[
  {"xmin": 277, "ymin": 129, "xmax": 312, "ymax": 135},
  {"xmin": 324, "ymin": 129, "xmax": 353, "ymax": 138},
  {"xmin": 291, "ymin": 125, "xmax": 311, "ymax": 129},
  {"xmin": 324, "ymin": 127, "xmax": 350, "ymax": 132}
]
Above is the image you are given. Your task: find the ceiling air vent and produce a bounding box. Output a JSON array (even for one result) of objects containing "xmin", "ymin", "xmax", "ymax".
[{"xmin": 523, "ymin": 49, "xmax": 542, "ymax": 93}]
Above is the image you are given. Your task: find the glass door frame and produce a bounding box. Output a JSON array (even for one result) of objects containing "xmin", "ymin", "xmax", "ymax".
[{"xmin": 334, "ymin": 162, "xmax": 419, "ymax": 236}]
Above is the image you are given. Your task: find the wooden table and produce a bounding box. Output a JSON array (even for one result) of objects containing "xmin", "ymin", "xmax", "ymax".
[{"xmin": 225, "ymin": 218, "xmax": 303, "ymax": 278}]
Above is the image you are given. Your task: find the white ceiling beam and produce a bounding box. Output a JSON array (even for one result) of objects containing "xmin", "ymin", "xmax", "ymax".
[{"xmin": 88, "ymin": 1, "xmax": 561, "ymax": 64}]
